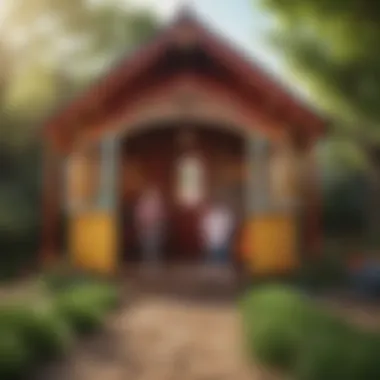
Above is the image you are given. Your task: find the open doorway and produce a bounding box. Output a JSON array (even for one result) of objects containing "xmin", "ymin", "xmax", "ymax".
[{"xmin": 119, "ymin": 121, "xmax": 246, "ymax": 265}]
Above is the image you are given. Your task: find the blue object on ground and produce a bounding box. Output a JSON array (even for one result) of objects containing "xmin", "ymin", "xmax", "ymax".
[{"xmin": 351, "ymin": 261, "xmax": 380, "ymax": 297}]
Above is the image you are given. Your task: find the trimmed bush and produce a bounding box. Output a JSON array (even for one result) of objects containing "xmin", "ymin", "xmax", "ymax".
[
  {"xmin": 0, "ymin": 303, "xmax": 73, "ymax": 364},
  {"xmin": 240, "ymin": 285, "xmax": 314, "ymax": 371},
  {"xmin": 0, "ymin": 327, "xmax": 30, "ymax": 380},
  {"xmin": 241, "ymin": 285, "xmax": 380, "ymax": 379},
  {"xmin": 54, "ymin": 283, "xmax": 118, "ymax": 335},
  {"xmin": 294, "ymin": 315, "xmax": 357, "ymax": 380},
  {"xmin": 89, "ymin": 283, "xmax": 120, "ymax": 310},
  {"xmin": 41, "ymin": 266, "xmax": 103, "ymax": 294},
  {"xmin": 295, "ymin": 317, "xmax": 380, "ymax": 380},
  {"xmin": 351, "ymin": 331, "xmax": 380, "ymax": 379},
  {"xmin": 0, "ymin": 277, "xmax": 119, "ymax": 379}
]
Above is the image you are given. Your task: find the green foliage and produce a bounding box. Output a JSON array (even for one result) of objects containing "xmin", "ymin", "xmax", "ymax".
[
  {"xmin": 81, "ymin": 5, "xmax": 159, "ymax": 73},
  {"xmin": 295, "ymin": 320, "xmax": 380, "ymax": 380},
  {"xmin": 241, "ymin": 285, "xmax": 380, "ymax": 379},
  {"xmin": 0, "ymin": 277, "xmax": 119, "ymax": 378},
  {"xmin": 241, "ymin": 285, "xmax": 314, "ymax": 370},
  {"xmin": 295, "ymin": 320, "xmax": 356, "ymax": 380},
  {"xmin": 245, "ymin": 315, "xmax": 299, "ymax": 370},
  {"xmin": 0, "ymin": 142, "xmax": 41, "ymax": 280},
  {"xmin": 41, "ymin": 264, "xmax": 103, "ymax": 293},
  {"xmin": 352, "ymin": 332, "xmax": 380, "ymax": 379},
  {"xmin": 299, "ymin": 249, "xmax": 349, "ymax": 290},
  {"xmin": 322, "ymin": 172, "xmax": 368, "ymax": 237},
  {"xmin": 0, "ymin": 327, "xmax": 30, "ymax": 380},
  {"xmin": 41, "ymin": 265, "xmax": 120, "ymax": 309},
  {"xmin": 253, "ymin": 0, "xmax": 380, "ymax": 143},
  {"xmin": 254, "ymin": 0, "xmax": 380, "ymax": 245},
  {"xmin": 0, "ymin": 0, "xmax": 159, "ymax": 280},
  {"xmin": 54, "ymin": 283, "xmax": 118, "ymax": 335},
  {"xmin": 0, "ymin": 303, "xmax": 73, "ymax": 365},
  {"xmin": 90, "ymin": 283, "xmax": 120, "ymax": 310}
]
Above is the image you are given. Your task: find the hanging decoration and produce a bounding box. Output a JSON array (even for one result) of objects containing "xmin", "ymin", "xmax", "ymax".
[{"xmin": 176, "ymin": 154, "xmax": 205, "ymax": 207}]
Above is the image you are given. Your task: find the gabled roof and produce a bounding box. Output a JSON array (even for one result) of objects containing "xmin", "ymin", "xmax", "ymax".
[{"xmin": 46, "ymin": 7, "xmax": 327, "ymax": 138}]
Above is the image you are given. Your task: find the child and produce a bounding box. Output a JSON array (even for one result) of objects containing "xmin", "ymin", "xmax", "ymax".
[
  {"xmin": 200, "ymin": 200, "xmax": 235, "ymax": 265},
  {"xmin": 135, "ymin": 187, "xmax": 166, "ymax": 267}
]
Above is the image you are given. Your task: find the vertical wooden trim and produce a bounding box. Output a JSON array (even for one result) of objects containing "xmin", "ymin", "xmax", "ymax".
[
  {"xmin": 64, "ymin": 148, "xmax": 91, "ymax": 214},
  {"xmin": 272, "ymin": 138, "xmax": 303, "ymax": 209},
  {"xmin": 98, "ymin": 135, "xmax": 110, "ymax": 209},
  {"xmin": 40, "ymin": 143, "xmax": 61, "ymax": 265},
  {"xmin": 99, "ymin": 132, "xmax": 120, "ymax": 272},
  {"xmin": 246, "ymin": 132, "xmax": 271, "ymax": 213},
  {"xmin": 245, "ymin": 132, "xmax": 255, "ymax": 214},
  {"xmin": 98, "ymin": 133, "xmax": 118, "ymax": 210},
  {"xmin": 113, "ymin": 134, "xmax": 121, "ymax": 274}
]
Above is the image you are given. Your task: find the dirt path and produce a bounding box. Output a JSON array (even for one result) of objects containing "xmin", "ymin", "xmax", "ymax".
[
  {"xmin": 37, "ymin": 288, "xmax": 380, "ymax": 380},
  {"xmin": 37, "ymin": 267, "xmax": 264, "ymax": 380},
  {"xmin": 38, "ymin": 294, "xmax": 260, "ymax": 380}
]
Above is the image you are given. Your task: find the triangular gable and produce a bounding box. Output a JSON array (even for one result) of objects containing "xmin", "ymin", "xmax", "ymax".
[
  {"xmin": 46, "ymin": 9, "xmax": 326, "ymax": 141},
  {"xmin": 86, "ymin": 73, "xmax": 285, "ymax": 141}
]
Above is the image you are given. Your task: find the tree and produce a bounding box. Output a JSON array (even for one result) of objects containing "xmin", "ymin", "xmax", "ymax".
[
  {"xmin": 1, "ymin": 0, "xmax": 160, "ymax": 117},
  {"xmin": 253, "ymin": 0, "xmax": 380, "ymax": 242},
  {"xmin": 0, "ymin": 0, "xmax": 159, "ymax": 277}
]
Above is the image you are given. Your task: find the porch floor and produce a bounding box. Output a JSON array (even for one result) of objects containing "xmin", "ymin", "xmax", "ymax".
[{"xmin": 123, "ymin": 263, "xmax": 247, "ymax": 301}]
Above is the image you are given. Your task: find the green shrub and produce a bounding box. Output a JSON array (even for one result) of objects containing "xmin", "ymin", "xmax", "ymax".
[
  {"xmin": 0, "ymin": 303, "xmax": 73, "ymax": 364},
  {"xmin": 241, "ymin": 286, "xmax": 355, "ymax": 372},
  {"xmin": 241, "ymin": 285, "xmax": 380, "ymax": 379},
  {"xmin": 241, "ymin": 284, "xmax": 308, "ymax": 311},
  {"xmin": 88, "ymin": 283, "xmax": 120, "ymax": 310},
  {"xmin": 0, "ymin": 279, "xmax": 119, "ymax": 379},
  {"xmin": 298, "ymin": 251, "xmax": 348, "ymax": 291},
  {"xmin": 350, "ymin": 331, "xmax": 380, "ymax": 379},
  {"xmin": 0, "ymin": 279, "xmax": 119, "ymax": 377},
  {"xmin": 41, "ymin": 266, "xmax": 120, "ymax": 307},
  {"xmin": 240, "ymin": 285, "xmax": 315, "ymax": 371},
  {"xmin": 0, "ymin": 327, "xmax": 30, "ymax": 380},
  {"xmin": 56, "ymin": 296, "xmax": 105, "ymax": 334},
  {"xmin": 55, "ymin": 283, "xmax": 118, "ymax": 335},
  {"xmin": 245, "ymin": 314, "xmax": 301, "ymax": 370},
  {"xmin": 41, "ymin": 265, "xmax": 102, "ymax": 294},
  {"xmin": 295, "ymin": 316, "xmax": 365, "ymax": 380}
]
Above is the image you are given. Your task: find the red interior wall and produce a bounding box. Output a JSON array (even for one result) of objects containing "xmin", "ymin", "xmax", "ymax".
[{"xmin": 120, "ymin": 124, "xmax": 245, "ymax": 262}]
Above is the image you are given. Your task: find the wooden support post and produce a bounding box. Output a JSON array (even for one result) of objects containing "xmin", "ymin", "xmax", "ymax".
[
  {"xmin": 246, "ymin": 132, "xmax": 269, "ymax": 213},
  {"xmin": 242, "ymin": 132, "xmax": 270, "ymax": 268},
  {"xmin": 68, "ymin": 132, "xmax": 120, "ymax": 276},
  {"xmin": 98, "ymin": 133, "xmax": 118, "ymax": 210},
  {"xmin": 243, "ymin": 132, "xmax": 300, "ymax": 276}
]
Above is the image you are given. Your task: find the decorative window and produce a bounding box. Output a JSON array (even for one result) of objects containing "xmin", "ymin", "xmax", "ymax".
[{"xmin": 176, "ymin": 154, "xmax": 205, "ymax": 207}]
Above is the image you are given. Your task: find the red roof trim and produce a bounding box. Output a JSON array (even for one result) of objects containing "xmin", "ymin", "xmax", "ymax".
[
  {"xmin": 45, "ymin": 20, "xmax": 177, "ymax": 131},
  {"xmin": 46, "ymin": 10, "xmax": 326, "ymax": 136},
  {"xmin": 187, "ymin": 17, "xmax": 325, "ymax": 133}
]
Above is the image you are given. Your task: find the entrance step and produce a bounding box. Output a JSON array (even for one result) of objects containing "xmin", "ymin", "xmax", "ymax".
[{"xmin": 124, "ymin": 264, "xmax": 242, "ymax": 300}]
